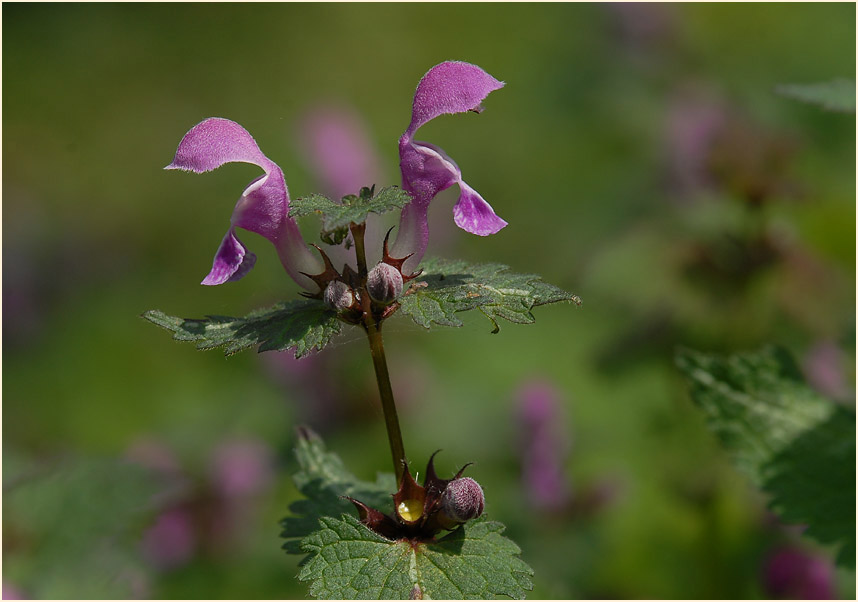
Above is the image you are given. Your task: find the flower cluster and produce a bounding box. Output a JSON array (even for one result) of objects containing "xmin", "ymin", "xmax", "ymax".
[
  {"xmin": 165, "ymin": 61, "xmax": 504, "ymax": 545},
  {"xmin": 345, "ymin": 452, "xmax": 485, "ymax": 542},
  {"xmin": 166, "ymin": 61, "xmax": 506, "ymax": 296}
]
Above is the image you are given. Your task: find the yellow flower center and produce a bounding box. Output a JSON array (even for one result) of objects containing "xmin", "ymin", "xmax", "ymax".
[{"xmin": 397, "ymin": 499, "xmax": 423, "ymax": 522}]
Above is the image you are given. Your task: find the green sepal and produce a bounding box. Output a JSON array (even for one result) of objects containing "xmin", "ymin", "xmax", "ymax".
[
  {"xmin": 298, "ymin": 514, "xmax": 533, "ymax": 600},
  {"xmin": 398, "ymin": 257, "xmax": 581, "ymax": 332},
  {"xmin": 142, "ymin": 299, "xmax": 341, "ymax": 358},
  {"xmin": 289, "ymin": 185, "xmax": 412, "ymax": 244},
  {"xmin": 676, "ymin": 345, "xmax": 856, "ymax": 567}
]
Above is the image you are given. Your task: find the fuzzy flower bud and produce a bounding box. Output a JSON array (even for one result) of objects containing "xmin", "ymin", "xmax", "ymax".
[
  {"xmin": 323, "ymin": 280, "xmax": 355, "ymax": 311},
  {"xmin": 439, "ymin": 477, "xmax": 485, "ymax": 525},
  {"xmin": 367, "ymin": 262, "xmax": 404, "ymax": 304}
]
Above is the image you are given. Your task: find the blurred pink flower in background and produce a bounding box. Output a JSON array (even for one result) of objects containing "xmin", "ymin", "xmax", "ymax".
[
  {"xmin": 516, "ymin": 380, "xmax": 573, "ymax": 511},
  {"xmin": 126, "ymin": 438, "xmax": 183, "ymax": 477},
  {"xmin": 2, "ymin": 582, "xmax": 27, "ymax": 600},
  {"xmin": 607, "ymin": 2, "xmax": 675, "ymax": 48},
  {"xmin": 210, "ymin": 439, "xmax": 274, "ymax": 499},
  {"xmin": 296, "ymin": 104, "xmax": 388, "ymax": 269},
  {"xmin": 141, "ymin": 507, "xmax": 196, "ymax": 571},
  {"xmin": 299, "ymin": 105, "xmax": 385, "ymax": 201},
  {"xmin": 802, "ymin": 339, "xmax": 854, "ymax": 402},
  {"xmin": 664, "ymin": 90, "xmax": 728, "ymax": 200},
  {"xmin": 763, "ymin": 547, "xmax": 835, "ymax": 599},
  {"xmin": 128, "ymin": 437, "xmax": 275, "ymax": 572}
]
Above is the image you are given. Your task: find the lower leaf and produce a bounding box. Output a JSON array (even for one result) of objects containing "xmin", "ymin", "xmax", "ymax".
[{"xmin": 298, "ymin": 515, "xmax": 533, "ymax": 600}]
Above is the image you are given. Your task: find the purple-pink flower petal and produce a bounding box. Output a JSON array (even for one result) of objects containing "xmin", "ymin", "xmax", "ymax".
[
  {"xmin": 166, "ymin": 117, "xmax": 276, "ymax": 174},
  {"xmin": 393, "ymin": 62, "xmax": 506, "ymax": 268},
  {"xmin": 166, "ymin": 118, "xmax": 321, "ymax": 289},
  {"xmin": 202, "ymin": 229, "xmax": 257, "ymax": 286},
  {"xmin": 407, "ymin": 61, "xmax": 504, "ymax": 137},
  {"xmin": 453, "ymin": 182, "xmax": 508, "ymax": 236}
]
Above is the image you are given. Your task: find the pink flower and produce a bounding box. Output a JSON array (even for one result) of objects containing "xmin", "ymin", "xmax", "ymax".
[
  {"xmin": 166, "ymin": 118, "xmax": 322, "ymax": 289},
  {"xmin": 392, "ymin": 62, "xmax": 507, "ymax": 271}
]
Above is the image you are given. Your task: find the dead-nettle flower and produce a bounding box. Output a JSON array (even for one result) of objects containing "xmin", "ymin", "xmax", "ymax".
[
  {"xmin": 165, "ymin": 118, "xmax": 322, "ymax": 290},
  {"xmin": 166, "ymin": 63, "xmax": 508, "ymax": 291},
  {"xmin": 391, "ymin": 61, "xmax": 508, "ymax": 272}
]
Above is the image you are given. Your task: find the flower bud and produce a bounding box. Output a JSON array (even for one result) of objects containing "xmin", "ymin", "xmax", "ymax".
[
  {"xmin": 439, "ymin": 477, "xmax": 484, "ymax": 527},
  {"xmin": 323, "ymin": 280, "xmax": 355, "ymax": 311},
  {"xmin": 367, "ymin": 262, "xmax": 404, "ymax": 304}
]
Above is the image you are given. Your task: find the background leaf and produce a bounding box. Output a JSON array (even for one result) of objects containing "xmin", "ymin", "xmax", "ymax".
[
  {"xmin": 676, "ymin": 345, "xmax": 856, "ymax": 567},
  {"xmin": 142, "ymin": 300, "xmax": 342, "ymax": 358},
  {"xmin": 398, "ymin": 257, "xmax": 581, "ymax": 332},
  {"xmin": 3, "ymin": 456, "xmax": 163, "ymax": 599},
  {"xmin": 775, "ymin": 79, "xmax": 856, "ymax": 112}
]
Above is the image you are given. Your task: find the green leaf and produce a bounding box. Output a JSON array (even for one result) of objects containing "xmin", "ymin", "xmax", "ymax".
[
  {"xmin": 142, "ymin": 299, "xmax": 341, "ymax": 358},
  {"xmin": 290, "ymin": 185, "xmax": 412, "ymax": 244},
  {"xmin": 399, "ymin": 257, "xmax": 581, "ymax": 332},
  {"xmin": 298, "ymin": 515, "xmax": 533, "ymax": 600},
  {"xmin": 676, "ymin": 345, "xmax": 856, "ymax": 567},
  {"xmin": 280, "ymin": 427, "xmax": 395, "ymax": 555},
  {"xmin": 775, "ymin": 79, "xmax": 856, "ymax": 112}
]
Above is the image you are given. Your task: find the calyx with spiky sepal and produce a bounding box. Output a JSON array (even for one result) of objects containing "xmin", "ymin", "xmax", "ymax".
[
  {"xmin": 301, "ymin": 224, "xmax": 426, "ymax": 325},
  {"xmin": 344, "ymin": 451, "xmax": 482, "ymax": 542},
  {"xmin": 378, "ymin": 226, "xmax": 423, "ymax": 287}
]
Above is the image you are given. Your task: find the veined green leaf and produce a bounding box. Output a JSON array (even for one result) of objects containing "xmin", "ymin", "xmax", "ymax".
[
  {"xmin": 398, "ymin": 257, "xmax": 580, "ymax": 332},
  {"xmin": 142, "ymin": 299, "xmax": 341, "ymax": 358}
]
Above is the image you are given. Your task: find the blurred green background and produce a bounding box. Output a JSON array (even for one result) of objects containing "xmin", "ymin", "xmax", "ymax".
[{"xmin": 3, "ymin": 3, "xmax": 855, "ymax": 599}]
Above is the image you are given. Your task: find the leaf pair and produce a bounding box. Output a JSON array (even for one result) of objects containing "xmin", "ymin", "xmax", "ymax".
[
  {"xmin": 289, "ymin": 185, "xmax": 412, "ymax": 245},
  {"xmin": 143, "ymin": 259, "xmax": 580, "ymax": 357}
]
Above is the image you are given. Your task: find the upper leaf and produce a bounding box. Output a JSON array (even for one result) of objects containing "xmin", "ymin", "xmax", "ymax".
[
  {"xmin": 290, "ymin": 185, "xmax": 412, "ymax": 244},
  {"xmin": 298, "ymin": 514, "xmax": 533, "ymax": 600},
  {"xmin": 280, "ymin": 427, "xmax": 395, "ymax": 555},
  {"xmin": 775, "ymin": 79, "xmax": 856, "ymax": 112},
  {"xmin": 142, "ymin": 299, "xmax": 341, "ymax": 358},
  {"xmin": 398, "ymin": 257, "xmax": 581, "ymax": 332},
  {"xmin": 676, "ymin": 345, "xmax": 856, "ymax": 567}
]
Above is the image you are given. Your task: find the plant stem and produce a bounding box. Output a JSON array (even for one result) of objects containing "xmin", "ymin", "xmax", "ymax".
[
  {"xmin": 352, "ymin": 221, "xmax": 369, "ymax": 279},
  {"xmin": 365, "ymin": 319, "xmax": 407, "ymax": 484},
  {"xmin": 350, "ymin": 222, "xmax": 407, "ymax": 484}
]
